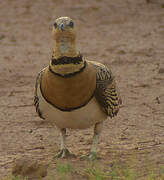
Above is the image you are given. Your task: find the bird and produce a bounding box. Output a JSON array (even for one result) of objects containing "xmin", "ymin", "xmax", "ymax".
[{"xmin": 34, "ymin": 17, "xmax": 121, "ymax": 160}]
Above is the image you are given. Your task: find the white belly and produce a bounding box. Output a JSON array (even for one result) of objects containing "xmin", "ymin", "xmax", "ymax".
[{"xmin": 37, "ymin": 86, "xmax": 107, "ymax": 129}]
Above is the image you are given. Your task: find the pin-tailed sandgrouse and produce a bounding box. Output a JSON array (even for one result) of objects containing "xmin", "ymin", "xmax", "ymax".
[{"xmin": 34, "ymin": 17, "xmax": 121, "ymax": 160}]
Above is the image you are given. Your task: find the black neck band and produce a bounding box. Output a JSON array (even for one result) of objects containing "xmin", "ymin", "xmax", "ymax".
[
  {"xmin": 51, "ymin": 54, "xmax": 83, "ymax": 65},
  {"xmin": 49, "ymin": 60, "xmax": 87, "ymax": 78}
]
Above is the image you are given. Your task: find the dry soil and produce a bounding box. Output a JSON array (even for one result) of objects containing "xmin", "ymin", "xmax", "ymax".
[{"xmin": 0, "ymin": 0, "xmax": 164, "ymax": 179}]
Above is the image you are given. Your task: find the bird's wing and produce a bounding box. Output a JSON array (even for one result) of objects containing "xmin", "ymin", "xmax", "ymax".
[
  {"xmin": 34, "ymin": 69, "xmax": 45, "ymax": 119},
  {"xmin": 91, "ymin": 61, "xmax": 122, "ymax": 118}
]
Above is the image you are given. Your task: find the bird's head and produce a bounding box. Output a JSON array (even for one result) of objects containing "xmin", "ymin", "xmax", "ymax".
[{"xmin": 52, "ymin": 17, "xmax": 76, "ymax": 42}]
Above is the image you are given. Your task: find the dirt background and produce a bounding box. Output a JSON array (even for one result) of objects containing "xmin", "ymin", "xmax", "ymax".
[{"xmin": 0, "ymin": 0, "xmax": 164, "ymax": 179}]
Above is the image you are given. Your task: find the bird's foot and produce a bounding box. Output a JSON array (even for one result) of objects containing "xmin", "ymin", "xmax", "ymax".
[
  {"xmin": 80, "ymin": 152, "xmax": 97, "ymax": 161},
  {"xmin": 55, "ymin": 148, "xmax": 76, "ymax": 159}
]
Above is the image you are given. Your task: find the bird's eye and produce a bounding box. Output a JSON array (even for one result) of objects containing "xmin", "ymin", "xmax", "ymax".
[
  {"xmin": 69, "ymin": 21, "xmax": 74, "ymax": 28},
  {"xmin": 54, "ymin": 22, "xmax": 57, "ymax": 28}
]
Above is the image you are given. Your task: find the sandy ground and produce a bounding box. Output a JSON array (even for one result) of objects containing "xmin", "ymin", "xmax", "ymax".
[{"xmin": 0, "ymin": 0, "xmax": 164, "ymax": 179}]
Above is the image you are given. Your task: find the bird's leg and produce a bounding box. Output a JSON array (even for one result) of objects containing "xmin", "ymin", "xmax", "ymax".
[
  {"xmin": 60, "ymin": 128, "xmax": 66, "ymax": 150},
  {"xmin": 89, "ymin": 122, "xmax": 102, "ymax": 160},
  {"xmin": 55, "ymin": 128, "xmax": 75, "ymax": 158}
]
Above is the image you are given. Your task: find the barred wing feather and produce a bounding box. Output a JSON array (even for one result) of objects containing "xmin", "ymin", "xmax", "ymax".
[
  {"xmin": 34, "ymin": 69, "xmax": 45, "ymax": 119},
  {"xmin": 93, "ymin": 62, "xmax": 121, "ymax": 118}
]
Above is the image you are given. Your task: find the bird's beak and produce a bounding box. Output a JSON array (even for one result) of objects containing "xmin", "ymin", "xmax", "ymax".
[{"xmin": 60, "ymin": 23, "xmax": 65, "ymax": 31}]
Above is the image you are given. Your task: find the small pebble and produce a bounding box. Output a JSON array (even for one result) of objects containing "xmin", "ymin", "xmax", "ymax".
[{"xmin": 12, "ymin": 156, "xmax": 47, "ymax": 179}]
